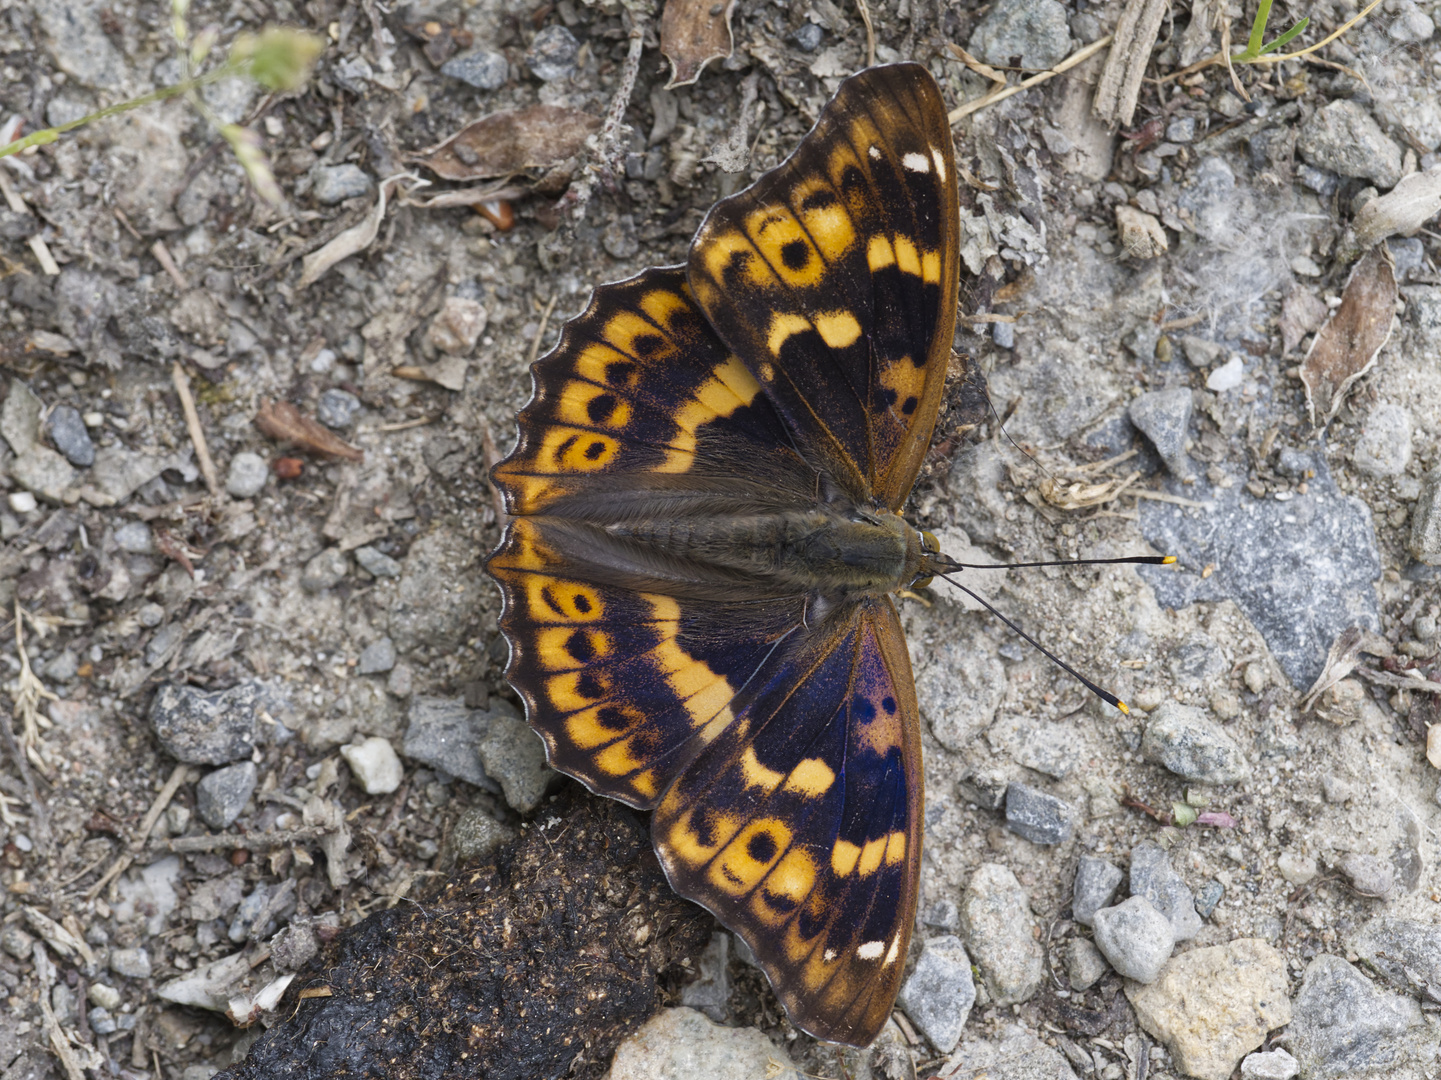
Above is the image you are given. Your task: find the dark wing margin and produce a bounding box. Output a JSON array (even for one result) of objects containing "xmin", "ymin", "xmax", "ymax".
[
  {"xmin": 686, "ymin": 63, "xmax": 960, "ymax": 510},
  {"xmin": 652, "ymin": 596, "xmax": 923, "ymax": 1045}
]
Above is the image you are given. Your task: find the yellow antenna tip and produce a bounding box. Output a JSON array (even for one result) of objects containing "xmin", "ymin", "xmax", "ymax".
[
  {"xmin": 1116, "ymin": 700, "xmax": 1130, "ymax": 715},
  {"xmin": 1162, "ymin": 555, "xmax": 1177, "ymax": 564}
]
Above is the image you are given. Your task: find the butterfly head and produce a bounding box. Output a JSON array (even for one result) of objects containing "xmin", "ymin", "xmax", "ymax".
[{"xmin": 909, "ymin": 529, "xmax": 944, "ymax": 589}]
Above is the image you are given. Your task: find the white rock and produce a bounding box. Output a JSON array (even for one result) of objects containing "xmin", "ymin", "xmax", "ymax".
[
  {"xmin": 609, "ymin": 1007, "xmax": 799, "ymax": 1080},
  {"xmin": 340, "ymin": 736, "xmax": 403, "ymax": 794},
  {"xmin": 1206, "ymin": 355, "xmax": 1245, "ymax": 392},
  {"xmin": 1242, "ymin": 1048, "xmax": 1300, "ymax": 1080},
  {"xmin": 7, "ymin": 491, "xmax": 36, "ymax": 513}
]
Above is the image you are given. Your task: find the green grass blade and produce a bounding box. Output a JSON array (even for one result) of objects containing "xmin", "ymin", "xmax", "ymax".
[
  {"xmin": 1244, "ymin": 0, "xmax": 1275, "ymax": 59},
  {"xmin": 1258, "ymin": 16, "xmax": 1310, "ymax": 54}
]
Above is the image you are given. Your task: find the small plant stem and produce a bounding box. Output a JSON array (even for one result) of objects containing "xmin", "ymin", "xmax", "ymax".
[
  {"xmin": 1161, "ymin": 0, "xmax": 1383, "ymax": 84},
  {"xmin": 0, "ymin": 61, "xmax": 243, "ymax": 160}
]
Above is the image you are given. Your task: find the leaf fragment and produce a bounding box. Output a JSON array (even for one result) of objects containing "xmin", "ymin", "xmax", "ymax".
[
  {"xmin": 255, "ymin": 399, "xmax": 364, "ymax": 462},
  {"xmin": 411, "ymin": 106, "xmax": 601, "ymax": 181},
  {"xmin": 1299, "ymin": 244, "xmax": 1396, "ymax": 427},
  {"xmin": 659, "ymin": 0, "xmax": 735, "ymax": 88}
]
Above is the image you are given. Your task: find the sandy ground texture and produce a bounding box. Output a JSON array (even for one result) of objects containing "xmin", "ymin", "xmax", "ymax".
[{"xmin": 0, "ymin": 0, "xmax": 1439, "ymax": 1077}]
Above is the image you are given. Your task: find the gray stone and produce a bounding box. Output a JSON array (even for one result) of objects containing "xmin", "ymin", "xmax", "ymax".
[
  {"xmin": 922, "ymin": 897, "xmax": 959, "ymax": 931},
  {"xmin": 357, "ymin": 637, "xmax": 397, "ymax": 675},
  {"xmin": 150, "ymin": 681, "xmax": 289, "ymax": 765},
  {"xmin": 1064, "ymin": 938, "xmax": 1109, "ymax": 991},
  {"xmin": 88, "ymin": 1007, "xmax": 117, "ymax": 1035},
  {"xmin": 225, "ymin": 451, "xmax": 268, "ymax": 498},
  {"xmin": 986, "ymin": 715, "xmax": 1074, "ymax": 778},
  {"xmin": 609, "ymin": 1008, "xmax": 800, "ymax": 1080},
  {"xmin": 41, "ymin": 650, "xmax": 77, "ymax": 683},
  {"xmin": 897, "ymin": 934, "xmax": 976, "ymax": 1054},
  {"xmin": 1336, "ymin": 852, "xmax": 1394, "ymax": 897},
  {"xmin": 114, "ymin": 521, "xmax": 154, "ymax": 554},
  {"xmin": 1195, "ymin": 880, "xmax": 1225, "ymax": 918},
  {"xmin": 1129, "ymin": 841, "xmax": 1203, "ymax": 942},
  {"xmin": 46, "ymin": 404, "xmax": 94, "ymax": 467},
  {"xmin": 145, "ymin": 622, "xmax": 184, "ymax": 667},
  {"xmin": 1351, "ymin": 916, "xmax": 1441, "ymax": 999},
  {"xmin": 916, "ymin": 639, "xmax": 1006, "ymax": 751},
  {"xmin": 229, "ymin": 883, "xmax": 280, "ymax": 943},
  {"xmin": 109, "ymin": 947, "xmax": 152, "ymax": 979},
  {"xmin": 1242, "ymin": 1049, "xmax": 1299, "ymax": 1080},
  {"xmin": 940, "ymin": 1025, "xmax": 1080, "ymax": 1080},
  {"xmin": 1166, "ymin": 116, "xmax": 1197, "ymax": 143},
  {"xmin": 680, "ymin": 932, "xmax": 731, "ymax": 1024},
  {"xmin": 1407, "ymin": 285, "xmax": 1441, "ymax": 331},
  {"xmin": 1140, "ymin": 454, "xmax": 1382, "ymax": 688},
  {"xmin": 476, "ymin": 711, "xmax": 555, "ymax": 813},
  {"xmin": 316, "ymin": 389, "xmax": 361, "ymax": 430},
  {"xmin": 38, "ymin": 1, "xmax": 127, "ymax": 89},
  {"xmin": 1410, "ymin": 469, "xmax": 1441, "ymax": 565},
  {"xmin": 1128, "ymin": 388, "xmax": 1194, "ymax": 477},
  {"xmin": 1168, "ymin": 629, "xmax": 1227, "ymax": 685},
  {"xmin": 1140, "ymin": 701, "xmax": 1251, "ymax": 784},
  {"xmin": 602, "ymin": 214, "xmax": 640, "ymax": 260},
  {"xmin": 90, "ymin": 446, "xmax": 189, "ymax": 503},
  {"xmin": 968, "ymin": 0, "xmax": 1073, "ymax": 71},
  {"xmin": 301, "ymin": 547, "xmax": 348, "ymax": 592},
  {"xmin": 1298, "ymin": 162, "xmax": 1341, "ymax": 196},
  {"xmin": 440, "ymin": 49, "xmax": 509, "ymax": 90},
  {"xmin": 1297, "ymin": 100, "xmax": 1403, "ymax": 189},
  {"xmin": 312, "ymin": 164, "xmax": 373, "ymax": 205},
  {"xmin": 1353, "ymin": 403, "xmax": 1412, "ymax": 477},
  {"xmin": 389, "ymin": 530, "xmax": 486, "ymax": 652},
  {"xmin": 196, "ymin": 762, "xmax": 258, "ymax": 829},
  {"xmin": 1289, "ymin": 955, "xmax": 1427, "ymax": 1077},
  {"xmin": 1, "ymin": 924, "xmax": 36, "ymax": 961},
  {"xmin": 1386, "ymin": 3, "xmax": 1435, "ymax": 42},
  {"xmin": 1091, "ymin": 896, "xmax": 1175, "ymax": 983},
  {"xmin": 1072, "ymin": 855, "xmax": 1124, "ymax": 926},
  {"xmin": 1004, "ymin": 782, "xmax": 1072, "ymax": 845},
  {"xmin": 447, "ymin": 806, "xmax": 514, "ymax": 864},
  {"xmin": 400, "ymin": 696, "xmax": 509, "ymax": 792},
  {"xmin": 1179, "ymin": 334, "xmax": 1225, "ymax": 368},
  {"xmin": 959, "ymin": 863, "xmax": 1044, "ymax": 1006},
  {"xmin": 355, "ymin": 545, "xmax": 403, "ymax": 579},
  {"xmin": 793, "ymin": 23, "xmax": 824, "ymax": 51},
  {"xmin": 525, "ymin": 25, "xmax": 578, "ymax": 82}
]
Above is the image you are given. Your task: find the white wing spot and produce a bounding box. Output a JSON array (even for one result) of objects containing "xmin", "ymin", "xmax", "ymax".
[
  {"xmin": 868, "ymin": 145, "xmax": 882, "ymax": 160},
  {"xmin": 857, "ymin": 940, "xmax": 885, "ymax": 960},
  {"xmin": 932, "ymin": 148, "xmax": 947, "ymax": 182},
  {"xmin": 884, "ymin": 937, "xmax": 901, "ymax": 965},
  {"xmin": 823, "ymin": 948, "xmax": 837, "ymax": 962},
  {"xmin": 902, "ymin": 152, "xmax": 930, "ymax": 173}
]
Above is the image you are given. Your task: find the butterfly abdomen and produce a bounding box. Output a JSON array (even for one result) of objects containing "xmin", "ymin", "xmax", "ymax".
[{"xmin": 608, "ymin": 509, "xmax": 922, "ymax": 595}]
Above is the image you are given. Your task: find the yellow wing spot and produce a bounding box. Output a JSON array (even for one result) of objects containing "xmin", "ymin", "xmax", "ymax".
[
  {"xmin": 525, "ymin": 578, "xmax": 604, "ymax": 623},
  {"xmin": 548, "ymin": 669, "xmax": 611, "ymax": 713},
  {"xmin": 893, "ymin": 235, "xmax": 922, "ymax": 278},
  {"xmin": 754, "ymin": 848, "xmax": 818, "ymax": 925},
  {"xmin": 831, "ymin": 840, "xmax": 861, "ymax": 876},
  {"xmin": 630, "ymin": 770, "xmax": 659, "ymax": 801},
  {"xmin": 814, "ymin": 311, "xmax": 862, "ymax": 349},
  {"xmin": 594, "ymin": 737, "xmax": 645, "ymax": 777},
  {"xmin": 493, "ymin": 519, "xmax": 551, "ymax": 572},
  {"xmin": 638, "ymin": 288, "xmax": 690, "ymax": 329},
  {"xmin": 665, "ymin": 805, "xmax": 743, "ymax": 867},
  {"xmin": 767, "ymin": 313, "xmax": 812, "ymax": 358},
  {"xmin": 564, "ymin": 703, "xmax": 640, "ymax": 750},
  {"xmin": 746, "ymin": 208, "xmax": 825, "ymax": 289},
  {"xmin": 867, "ymin": 235, "xmax": 896, "ymax": 272},
  {"xmin": 537, "ymin": 425, "xmax": 620, "ymax": 473},
  {"xmin": 535, "ymin": 627, "xmax": 611, "ymax": 670},
  {"xmin": 557, "ymin": 380, "xmax": 632, "ymax": 430},
  {"xmin": 602, "ymin": 310, "xmax": 675, "ymax": 360},
  {"xmin": 711, "ymin": 817, "xmax": 793, "ymax": 897},
  {"xmin": 701, "ymin": 228, "xmax": 771, "ymax": 289},
  {"xmin": 573, "ymin": 342, "xmax": 640, "ymax": 388},
  {"xmin": 921, "ymin": 249, "xmax": 941, "ymax": 284},
  {"xmin": 784, "ymin": 757, "xmax": 836, "ymax": 797},
  {"xmin": 798, "ymin": 200, "xmax": 855, "ymax": 261},
  {"xmin": 655, "ymin": 356, "xmax": 762, "ymax": 474},
  {"xmin": 885, "ymin": 829, "xmax": 907, "ymax": 865},
  {"xmin": 759, "ymin": 361, "xmax": 775, "ymax": 382},
  {"xmin": 740, "ymin": 747, "xmax": 785, "ymax": 791}
]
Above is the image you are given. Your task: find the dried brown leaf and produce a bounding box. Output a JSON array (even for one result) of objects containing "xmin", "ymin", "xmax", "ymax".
[
  {"xmin": 255, "ymin": 399, "xmax": 364, "ymax": 462},
  {"xmin": 1352, "ymin": 165, "xmax": 1441, "ymax": 251},
  {"xmin": 1301, "ymin": 625, "xmax": 1393, "ymax": 712},
  {"xmin": 297, "ymin": 178, "xmax": 395, "ymax": 290},
  {"xmin": 659, "ymin": 0, "xmax": 735, "ymax": 88},
  {"xmin": 412, "ymin": 106, "xmax": 601, "ymax": 181},
  {"xmin": 1300, "ymin": 244, "xmax": 1396, "ymax": 427}
]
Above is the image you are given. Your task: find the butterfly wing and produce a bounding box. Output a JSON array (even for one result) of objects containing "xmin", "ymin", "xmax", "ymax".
[
  {"xmin": 687, "ymin": 62, "xmax": 960, "ymax": 510},
  {"xmin": 654, "ymin": 596, "xmax": 922, "ymax": 1045}
]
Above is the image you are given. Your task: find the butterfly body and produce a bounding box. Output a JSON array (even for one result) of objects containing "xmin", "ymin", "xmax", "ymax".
[{"xmin": 487, "ymin": 63, "xmax": 959, "ymax": 1046}]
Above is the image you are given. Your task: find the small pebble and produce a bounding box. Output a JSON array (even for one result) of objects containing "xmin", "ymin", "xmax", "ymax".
[
  {"xmin": 525, "ymin": 25, "xmax": 578, "ymax": 82},
  {"xmin": 1072, "ymin": 856, "xmax": 1124, "ymax": 927},
  {"xmin": 88, "ymin": 1007, "xmax": 117, "ymax": 1035},
  {"xmin": 896, "ymin": 935, "xmax": 976, "ymax": 1054},
  {"xmin": 1337, "ymin": 852, "xmax": 1393, "ymax": 897},
  {"xmin": 138, "ymin": 602, "xmax": 165, "ymax": 628},
  {"xmin": 88, "ymin": 982, "xmax": 122, "ymax": 1011},
  {"xmin": 1092, "ymin": 896, "xmax": 1175, "ymax": 983},
  {"xmin": 226, "ymin": 452, "xmax": 269, "ymax": 498},
  {"xmin": 301, "ymin": 547, "xmax": 349, "ymax": 592},
  {"xmin": 1278, "ymin": 851, "xmax": 1319, "ymax": 886},
  {"xmin": 340, "ymin": 736, "xmax": 404, "ymax": 794},
  {"xmin": 109, "ymin": 947, "xmax": 152, "ymax": 979},
  {"xmin": 1206, "ymin": 355, "xmax": 1244, "ymax": 392},
  {"xmin": 1195, "ymin": 880, "xmax": 1225, "ymax": 918},
  {"xmin": 316, "ymin": 389, "xmax": 361, "ymax": 430},
  {"xmin": 680, "ymin": 932, "xmax": 731, "ymax": 1023},
  {"xmin": 960, "ymin": 863, "xmax": 1044, "ymax": 1005},
  {"xmin": 1166, "ymin": 116, "xmax": 1196, "ymax": 143},
  {"xmin": 427, "ymin": 297, "xmax": 488, "ymax": 355},
  {"xmin": 1241, "ymin": 1049, "xmax": 1299, "ymax": 1080},
  {"xmin": 440, "ymin": 49, "xmax": 509, "ymax": 90},
  {"xmin": 7, "ymin": 491, "xmax": 36, "ymax": 513},
  {"xmin": 357, "ymin": 637, "xmax": 397, "ymax": 675},
  {"xmin": 1129, "ymin": 388, "xmax": 1194, "ymax": 477},
  {"xmin": 1004, "ymin": 782, "xmax": 1072, "ymax": 844},
  {"xmin": 47, "ymin": 404, "xmax": 95, "ymax": 467},
  {"xmin": 196, "ymin": 761, "xmax": 258, "ymax": 829},
  {"xmin": 313, "ymin": 163, "xmax": 373, "ymax": 204},
  {"xmin": 355, "ymin": 545, "xmax": 402, "ymax": 579},
  {"xmin": 1141, "ymin": 701, "xmax": 1251, "ymax": 784},
  {"xmin": 447, "ymin": 806, "xmax": 515, "ymax": 864},
  {"xmin": 1064, "ymin": 938, "xmax": 1110, "ymax": 991},
  {"xmin": 114, "ymin": 520, "xmax": 155, "ymax": 554},
  {"xmin": 1, "ymin": 924, "xmax": 36, "ymax": 961},
  {"xmin": 1130, "ymin": 841, "xmax": 1203, "ymax": 942},
  {"xmin": 793, "ymin": 23, "xmax": 824, "ymax": 51},
  {"xmin": 150, "ymin": 680, "xmax": 287, "ymax": 765},
  {"xmin": 1352, "ymin": 403, "xmax": 1413, "ymax": 478}
]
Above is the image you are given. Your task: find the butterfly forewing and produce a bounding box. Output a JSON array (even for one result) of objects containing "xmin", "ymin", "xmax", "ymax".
[
  {"xmin": 487, "ymin": 63, "xmax": 962, "ymax": 1048},
  {"xmin": 687, "ymin": 63, "xmax": 960, "ymax": 509}
]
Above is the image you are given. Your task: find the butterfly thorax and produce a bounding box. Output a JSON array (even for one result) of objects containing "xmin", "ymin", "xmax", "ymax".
[{"xmin": 608, "ymin": 507, "xmax": 924, "ymax": 596}]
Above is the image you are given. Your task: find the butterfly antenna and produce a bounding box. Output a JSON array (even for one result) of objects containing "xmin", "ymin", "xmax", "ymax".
[
  {"xmin": 933, "ymin": 554, "xmax": 1177, "ymax": 572},
  {"xmin": 933, "ymin": 569, "xmax": 1146, "ymax": 714},
  {"xmin": 980, "ymin": 385, "xmax": 1052, "ymax": 478}
]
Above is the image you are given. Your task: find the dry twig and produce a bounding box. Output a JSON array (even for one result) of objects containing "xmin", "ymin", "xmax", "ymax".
[
  {"xmin": 172, "ymin": 362, "xmax": 221, "ymax": 497},
  {"xmin": 950, "ymin": 36, "xmax": 1113, "ymax": 123},
  {"xmin": 86, "ymin": 763, "xmax": 194, "ymax": 900}
]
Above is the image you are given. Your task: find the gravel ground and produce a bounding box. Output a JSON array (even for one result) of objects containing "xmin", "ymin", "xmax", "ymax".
[{"xmin": 0, "ymin": 0, "xmax": 1439, "ymax": 1078}]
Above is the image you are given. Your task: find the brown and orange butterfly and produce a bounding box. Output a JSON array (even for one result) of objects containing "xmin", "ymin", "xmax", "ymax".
[{"xmin": 487, "ymin": 63, "xmax": 959, "ymax": 1046}]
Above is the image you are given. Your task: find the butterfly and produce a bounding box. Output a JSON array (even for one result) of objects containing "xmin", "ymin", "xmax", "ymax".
[{"xmin": 486, "ymin": 62, "xmax": 959, "ymax": 1047}]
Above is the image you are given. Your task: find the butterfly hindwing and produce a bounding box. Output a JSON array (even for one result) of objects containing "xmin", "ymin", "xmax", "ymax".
[
  {"xmin": 687, "ymin": 63, "xmax": 960, "ymax": 510},
  {"xmin": 653, "ymin": 597, "xmax": 922, "ymax": 1045}
]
